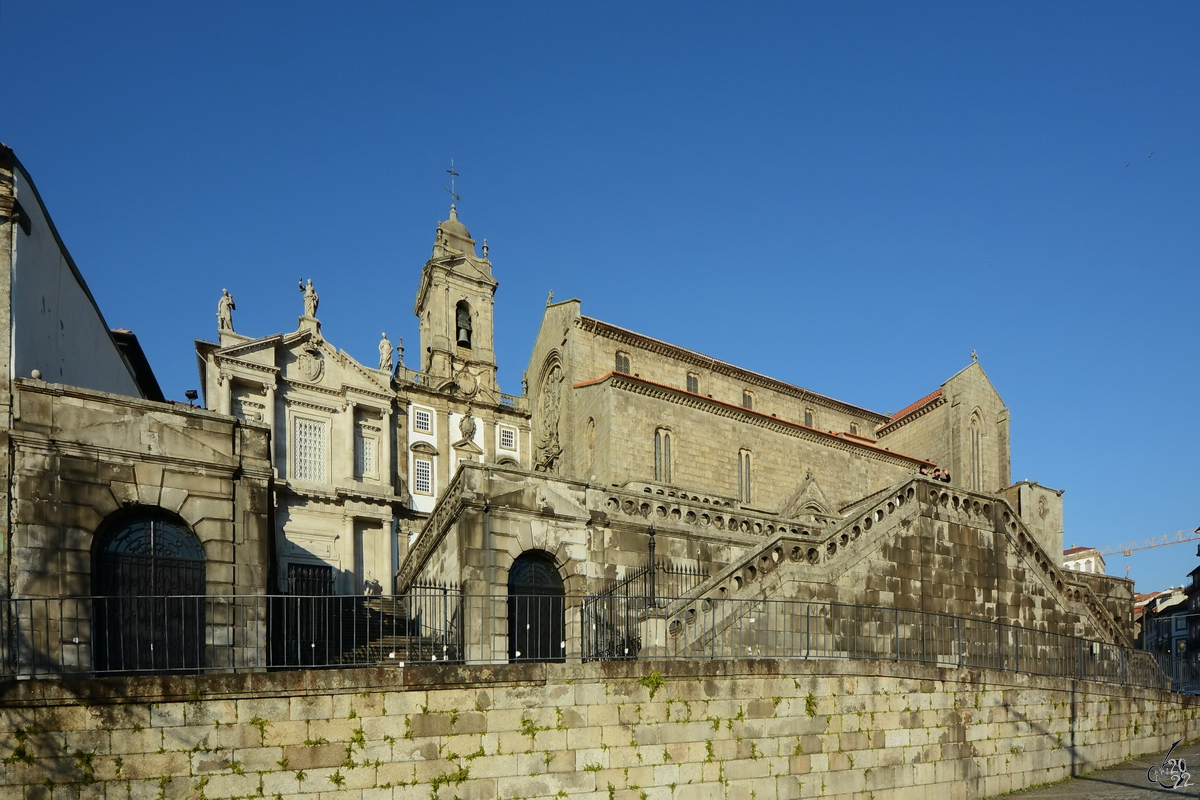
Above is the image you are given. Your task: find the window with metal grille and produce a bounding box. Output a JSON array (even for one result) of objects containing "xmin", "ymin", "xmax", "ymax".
[
  {"xmin": 414, "ymin": 458, "xmax": 433, "ymax": 495},
  {"xmin": 355, "ymin": 433, "xmax": 377, "ymax": 478},
  {"xmin": 413, "ymin": 408, "xmax": 433, "ymax": 433},
  {"xmin": 294, "ymin": 418, "xmax": 327, "ymax": 482},
  {"xmin": 686, "ymin": 373, "xmax": 699, "ymax": 394},
  {"xmin": 499, "ymin": 426, "xmax": 517, "ymax": 451}
]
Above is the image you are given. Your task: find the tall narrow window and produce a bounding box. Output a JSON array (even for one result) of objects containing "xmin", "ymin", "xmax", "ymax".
[
  {"xmin": 655, "ymin": 428, "xmax": 672, "ymax": 483},
  {"xmin": 686, "ymin": 373, "xmax": 699, "ymax": 394},
  {"xmin": 355, "ymin": 432, "xmax": 377, "ymax": 479},
  {"xmin": 294, "ymin": 417, "xmax": 328, "ymax": 482},
  {"xmin": 615, "ymin": 351, "xmax": 631, "ymax": 374},
  {"xmin": 849, "ymin": 422, "xmax": 859, "ymax": 436},
  {"xmin": 970, "ymin": 414, "xmax": 983, "ymax": 490},
  {"xmin": 737, "ymin": 449, "xmax": 751, "ymax": 503},
  {"xmin": 413, "ymin": 458, "xmax": 433, "ymax": 495},
  {"xmin": 804, "ymin": 408, "xmax": 814, "ymax": 427},
  {"xmin": 742, "ymin": 390, "xmax": 753, "ymax": 410}
]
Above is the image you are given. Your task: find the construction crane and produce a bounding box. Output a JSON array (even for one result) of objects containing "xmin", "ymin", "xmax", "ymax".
[{"xmin": 1091, "ymin": 528, "xmax": 1200, "ymax": 558}]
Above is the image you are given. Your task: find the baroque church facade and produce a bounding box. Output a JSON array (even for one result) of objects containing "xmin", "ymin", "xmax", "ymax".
[{"xmin": 196, "ymin": 206, "xmax": 530, "ymax": 596}]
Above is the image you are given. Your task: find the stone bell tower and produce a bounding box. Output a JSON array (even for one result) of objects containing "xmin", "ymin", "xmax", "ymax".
[{"xmin": 413, "ymin": 205, "xmax": 500, "ymax": 396}]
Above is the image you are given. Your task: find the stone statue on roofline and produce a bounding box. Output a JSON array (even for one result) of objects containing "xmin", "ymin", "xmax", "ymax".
[
  {"xmin": 298, "ymin": 279, "xmax": 319, "ymax": 318},
  {"xmin": 378, "ymin": 333, "xmax": 393, "ymax": 372},
  {"xmin": 217, "ymin": 289, "xmax": 235, "ymax": 332}
]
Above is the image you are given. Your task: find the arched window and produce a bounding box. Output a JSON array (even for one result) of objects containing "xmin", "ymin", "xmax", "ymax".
[
  {"xmin": 742, "ymin": 390, "xmax": 753, "ymax": 410},
  {"xmin": 455, "ymin": 301, "xmax": 473, "ymax": 348},
  {"xmin": 585, "ymin": 417, "xmax": 596, "ymax": 468},
  {"xmin": 507, "ymin": 551, "xmax": 565, "ymax": 663},
  {"xmin": 737, "ymin": 449, "xmax": 752, "ymax": 503},
  {"xmin": 654, "ymin": 428, "xmax": 672, "ymax": 483},
  {"xmin": 804, "ymin": 408, "xmax": 814, "ymax": 428},
  {"xmin": 969, "ymin": 413, "xmax": 983, "ymax": 490},
  {"xmin": 92, "ymin": 508, "xmax": 206, "ymax": 672},
  {"xmin": 615, "ymin": 351, "xmax": 631, "ymax": 374}
]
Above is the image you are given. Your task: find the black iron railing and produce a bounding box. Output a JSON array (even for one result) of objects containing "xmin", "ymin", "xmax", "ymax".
[{"xmin": 2, "ymin": 590, "xmax": 1195, "ymax": 694}]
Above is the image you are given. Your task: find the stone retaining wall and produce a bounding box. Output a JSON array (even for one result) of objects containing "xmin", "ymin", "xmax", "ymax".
[{"xmin": 1, "ymin": 659, "xmax": 1196, "ymax": 800}]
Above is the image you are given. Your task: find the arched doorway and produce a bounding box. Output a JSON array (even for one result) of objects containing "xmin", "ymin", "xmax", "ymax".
[
  {"xmin": 92, "ymin": 509, "xmax": 206, "ymax": 672},
  {"xmin": 507, "ymin": 551, "xmax": 565, "ymax": 662}
]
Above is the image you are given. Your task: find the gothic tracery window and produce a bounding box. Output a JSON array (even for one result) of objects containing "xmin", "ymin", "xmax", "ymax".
[{"xmin": 655, "ymin": 428, "xmax": 672, "ymax": 483}]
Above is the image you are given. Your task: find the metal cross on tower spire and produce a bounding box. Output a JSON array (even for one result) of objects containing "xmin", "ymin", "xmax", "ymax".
[{"xmin": 445, "ymin": 159, "xmax": 460, "ymax": 203}]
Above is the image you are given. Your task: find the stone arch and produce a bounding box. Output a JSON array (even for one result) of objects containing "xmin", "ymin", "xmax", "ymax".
[
  {"xmin": 91, "ymin": 506, "xmax": 206, "ymax": 672},
  {"xmin": 507, "ymin": 549, "xmax": 565, "ymax": 663}
]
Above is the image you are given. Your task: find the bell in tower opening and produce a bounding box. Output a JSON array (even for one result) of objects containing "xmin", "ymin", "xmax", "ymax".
[{"xmin": 456, "ymin": 301, "xmax": 473, "ymax": 348}]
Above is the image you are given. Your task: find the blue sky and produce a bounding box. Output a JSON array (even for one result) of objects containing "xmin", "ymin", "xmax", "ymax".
[{"xmin": 3, "ymin": 2, "xmax": 1197, "ymax": 594}]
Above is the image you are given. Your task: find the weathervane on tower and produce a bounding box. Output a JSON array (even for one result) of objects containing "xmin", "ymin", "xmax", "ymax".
[{"xmin": 445, "ymin": 159, "xmax": 460, "ymax": 204}]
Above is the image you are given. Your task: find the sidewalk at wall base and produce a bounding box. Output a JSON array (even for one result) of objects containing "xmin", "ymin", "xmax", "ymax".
[{"xmin": 1004, "ymin": 737, "xmax": 1200, "ymax": 798}]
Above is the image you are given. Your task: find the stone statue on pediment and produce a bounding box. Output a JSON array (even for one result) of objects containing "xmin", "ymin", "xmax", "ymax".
[
  {"xmin": 378, "ymin": 333, "xmax": 393, "ymax": 372},
  {"xmin": 217, "ymin": 289, "xmax": 235, "ymax": 332},
  {"xmin": 299, "ymin": 279, "xmax": 319, "ymax": 318}
]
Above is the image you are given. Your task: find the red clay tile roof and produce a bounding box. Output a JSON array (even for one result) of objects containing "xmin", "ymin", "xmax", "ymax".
[
  {"xmin": 890, "ymin": 388, "xmax": 942, "ymax": 420},
  {"xmin": 1063, "ymin": 546, "xmax": 1099, "ymax": 556}
]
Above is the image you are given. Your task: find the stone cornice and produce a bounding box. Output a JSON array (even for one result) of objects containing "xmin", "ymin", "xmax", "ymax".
[
  {"xmin": 875, "ymin": 395, "xmax": 947, "ymax": 437},
  {"xmin": 588, "ymin": 374, "xmax": 927, "ymax": 469},
  {"xmin": 577, "ymin": 316, "xmax": 890, "ymax": 424}
]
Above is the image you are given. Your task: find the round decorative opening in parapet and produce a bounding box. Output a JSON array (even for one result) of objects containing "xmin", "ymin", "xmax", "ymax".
[
  {"xmin": 701, "ymin": 598, "xmax": 713, "ymax": 612},
  {"xmin": 670, "ymin": 508, "xmax": 681, "ymax": 520},
  {"xmin": 747, "ymin": 566, "xmax": 757, "ymax": 580},
  {"xmin": 685, "ymin": 608, "xmax": 696, "ymax": 625},
  {"xmin": 887, "ymin": 502, "xmax": 895, "ymax": 515},
  {"xmin": 733, "ymin": 575, "xmax": 743, "ymax": 590},
  {"xmin": 685, "ymin": 511, "xmax": 696, "ymax": 524},
  {"xmin": 906, "ymin": 488, "xmax": 914, "ymax": 500},
  {"xmin": 851, "ymin": 526, "xmax": 861, "ymax": 539},
  {"xmin": 807, "ymin": 548, "xmax": 820, "ymax": 564},
  {"xmin": 766, "ymin": 525, "xmax": 775, "ymax": 535},
  {"xmin": 952, "ymin": 496, "xmax": 960, "ymax": 510},
  {"xmin": 714, "ymin": 516, "xmax": 724, "ymax": 527},
  {"xmin": 864, "ymin": 517, "xmax": 873, "ymax": 531},
  {"xmin": 701, "ymin": 514, "xmax": 710, "ymax": 526},
  {"xmin": 772, "ymin": 547, "xmax": 781, "ymax": 563},
  {"xmin": 875, "ymin": 509, "xmax": 884, "ymax": 522},
  {"xmin": 607, "ymin": 498, "xmax": 619, "ymax": 512},
  {"xmin": 668, "ymin": 620, "xmax": 683, "ymax": 637},
  {"xmin": 826, "ymin": 542, "xmax": 837, "ymax": 557},
  {"xmin": 790, "ymin": 546, "xmax": 803, "ymax": 562},
  {"xmin": 840, "ymin": 533, "xmax": 849, "ymax": 547},
  {"xmin": 655, "ymin": 505, "xmax": 666, "ymax": 518},
  {"xmin": 623, "ymin": 500, "xmax": 635, "ymax": 514}
]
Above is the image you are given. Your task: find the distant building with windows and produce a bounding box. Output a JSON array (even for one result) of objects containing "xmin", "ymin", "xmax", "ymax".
[{"xmin": 1064, "ymin": 545, "xmax": 1106, "ymax": 575}]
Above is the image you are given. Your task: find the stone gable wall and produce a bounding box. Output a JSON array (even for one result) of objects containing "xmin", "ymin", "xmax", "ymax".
[{"xmin": 0, "ymin": 660, "xmax": 1195, "ymax": 800}]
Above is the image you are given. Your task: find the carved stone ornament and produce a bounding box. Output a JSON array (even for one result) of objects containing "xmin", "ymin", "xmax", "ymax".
[
  {"xmin": 458, "ymin": 367, "xmax": 479, "ymax": 398},
  {"xmin": 297, "ymin": 346, "xmax": 325, "ymax": 383},
  {"xmin": 459, "ymin": 409, "xmax": 477, "ymax": 441},
  {"xmin": 535, "ymin": 364, "xmax": 563, "ymax": 473}
]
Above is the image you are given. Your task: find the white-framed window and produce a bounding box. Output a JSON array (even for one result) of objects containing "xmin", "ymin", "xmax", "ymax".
[
  {"xmin": 499, "ymin": 425, "xmax": 517, "ymax": 451},
  {"xmin": 413, "ymin": 457, "xmax": 433, "ymax": 495},
  {"xmin": 294, "ymin": 417, "xmax": 328, "ymax": 483},
  {"xmin": 413, "ymin": 407, "xmax": 433, "ymax": 434}
]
